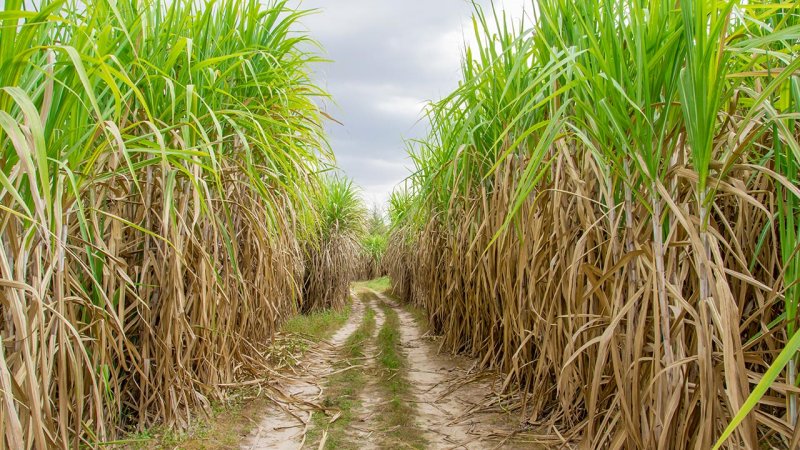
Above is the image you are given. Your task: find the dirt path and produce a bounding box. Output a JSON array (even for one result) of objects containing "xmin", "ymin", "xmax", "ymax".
[
  {"xmin": 371, "ymin": 290, "xmax": 527, "ymax": 449},
  {"xmin": 350, "ymin": 295, "xmax": 385, "ymax": 448},
  {"xmin": 241, "ymin": 296, "xmax": 366, "ymax": 449},
  {"xmin": 242, "ymin": 287, "xmax": 531, "ymax": 449}
]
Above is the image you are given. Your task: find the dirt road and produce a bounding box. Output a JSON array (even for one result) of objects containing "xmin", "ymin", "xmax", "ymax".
[{"xmin": 241, "ymin": 287, "xmax": 534, "ymax": 449}]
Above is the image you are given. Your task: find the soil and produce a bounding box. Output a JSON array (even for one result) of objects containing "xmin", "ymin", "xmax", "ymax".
[
  {"xmin": 241, "ymin": 297, "xmax": 366, "ymax": 449},
  {"xmin": 241, "ymin": 287, "xmax": 538, "ymax": 449},
  {"xmin": 373, "ymin": 291, "xmax": 530, "ymax": 449},
  {"xmin": 351, "ymin": 295, "xmax": 385, "ymax": 449}
]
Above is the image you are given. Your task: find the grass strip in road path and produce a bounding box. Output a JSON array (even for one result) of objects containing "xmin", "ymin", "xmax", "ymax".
[
  {"xmin": 308, "ymin": 303, "xmax": 376, "ymax": 449},
  {"xmin": 361, "ymin": 278, "xmax": 430, "ymax": 334},
  {"xmin": 375, "ymin": 298, "xmax": 427, "ymax": 449}
]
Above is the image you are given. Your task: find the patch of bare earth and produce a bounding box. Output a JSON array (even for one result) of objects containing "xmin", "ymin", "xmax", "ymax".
[
  {"xmin": 241, "ymin": 297, "xmax": 365, "ymax": 450},
  {"xmin": 371, "ymin": 290, "xmax": 542, "ymax": 450},
  {"xmin": 349, "ymin": 294, "xmax": 385, "ymax": 449},
  {"xmin": 241, "ymin": 287, "xmax": 556, "ymax": 449}
]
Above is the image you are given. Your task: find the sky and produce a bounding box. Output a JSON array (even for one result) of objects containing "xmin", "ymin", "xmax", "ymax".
[{"xmin": 292, "ymin": 0, "xmax": 529, "ymax": 208}]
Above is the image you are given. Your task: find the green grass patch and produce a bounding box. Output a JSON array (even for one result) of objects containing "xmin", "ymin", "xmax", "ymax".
[
  {"xmin": 356, "ymin": 276, "xmax": 391, "ymax": 294},
  {"xmin": 307, "ymin": 306, "xmax": 376, "ymax": 449},
  {"xmin": 374, "ymin": 301, "xmax": 426, "ymax": 449},
  {"xmin": 344, "ymin": 307, "xmax": 376, "ymax": 357},
  {"xmin": 282, "ymin": 304, "xmax": 351, "ymax": 342}
]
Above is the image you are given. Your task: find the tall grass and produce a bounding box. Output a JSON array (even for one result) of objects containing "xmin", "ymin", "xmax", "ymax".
[
  {"xmin": 302, "ymin": 176, "xmax": 365, "ymax": 311},
  {"xmin": 356, "ymin": 206, "xmax": 388, "ymax": 280},
  {"xmin": 0, "ymin": 0, "xmax": 338, "ymax": 447},
  {"xmin": 383, "ymin": 188, "xmax": 416, "ymax": 300},
  {"xmin": 387, "ymin": 1, "xmax": 800, "ymax": 447}
]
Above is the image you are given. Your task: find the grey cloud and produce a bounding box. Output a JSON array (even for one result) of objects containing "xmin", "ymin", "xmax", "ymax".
[{"xmin": 292, "ymin": 0, "xmax": 523, "ymax": 206}]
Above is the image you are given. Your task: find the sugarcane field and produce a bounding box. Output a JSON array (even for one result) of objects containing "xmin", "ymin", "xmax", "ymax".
[{"xmin": 1, "ymin": 0, "xmax": 799, "ymax": 448}]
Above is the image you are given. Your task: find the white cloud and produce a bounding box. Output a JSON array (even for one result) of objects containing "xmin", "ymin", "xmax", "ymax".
[
  {"xmin": 289, "ymin": 0, "xmax": 532, "ymax": 205},
  {"xmin": 374, "ymin": 96, "xmax": 426, "ymax": 119}
]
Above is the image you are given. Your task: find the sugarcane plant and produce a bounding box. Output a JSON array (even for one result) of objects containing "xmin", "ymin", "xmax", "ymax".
[
  {"xmin": 0, "ymin": 0, "xmax": 336, "ymax": 446},
  {"xmin": 388, "ymin": 0, "xmax": 800, "ymax": 448},
  {"xmin": 302, "ymin": 176, "xmax": 366, "ymax": 311},
  {"xmin": 357, "ymin": 205, "xmax": 388, "ymax": 280}
]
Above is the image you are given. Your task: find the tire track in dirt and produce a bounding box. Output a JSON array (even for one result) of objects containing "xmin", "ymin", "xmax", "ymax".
[
  {"xmin": 349, "ymin": 293, "xmax": 385, "ymax": 449},
  {"xmin": 242, "ymin": 287, "xmax": 536, "ymax": 449},
  {"xmin": 241, "ymin": 294, "xmax": 366, "ymax": 450},
  {"xmin": 371, "ymin": 290, "xmax": 531, "ymax": 449}
]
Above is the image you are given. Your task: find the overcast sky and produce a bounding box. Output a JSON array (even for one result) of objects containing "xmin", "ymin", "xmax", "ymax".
[{"xmin": 293, "ymin": 0, "xmax": 528, "ymax": 207}]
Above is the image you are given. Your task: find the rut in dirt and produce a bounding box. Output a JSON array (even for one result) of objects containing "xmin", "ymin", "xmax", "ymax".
[
  {"xmin": 242, "ymin": 287, "xmax": 537, "ymax": 449},
  {"xmin": 369, "ymin": 290, "xmax": 533, "ymax": 449},
  {"xmin": 241, "ymin": 296, "xmax": 366, "ymax": 449}
]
